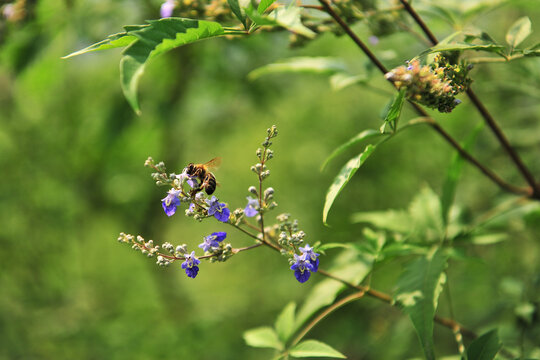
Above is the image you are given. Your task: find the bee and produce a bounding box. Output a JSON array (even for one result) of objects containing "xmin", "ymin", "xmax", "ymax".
[{"xmin": 184, "ymin": 157, "xmax": 221, "ymax": 195}]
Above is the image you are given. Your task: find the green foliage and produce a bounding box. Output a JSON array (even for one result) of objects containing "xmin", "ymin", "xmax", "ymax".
[
  {"xmin": 323, "ymin": 144, "xmax": 376, "ymax": 224},
  {"xmin": 275, "ymin": 302, "xmax": 297, "ymax": 343},
  {"xmin": 119, "ymin": 18, "xmax": 228, "ymax": 113},
  {"xmin": 506, "ymin": 17, "xmax": 532, "ymax": 49},
  {"xmin": 394, "ymin": 248, "xmax": 448, "ymax": 360},
  {"xmin": 289, "ymin": 340, "xmax": 346, "ymax": 358},
  {"xmin": 466, "ymin": 329, "xmax": 501, "ymax": 360},
  {"xmin": 244, "ymin": 327, "xmax": 284, "ymax": 350}
]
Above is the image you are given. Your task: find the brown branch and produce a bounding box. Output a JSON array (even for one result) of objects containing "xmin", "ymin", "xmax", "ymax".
[
  {"xmin": 398, "ymin": 0, "xmax": 539, "ymax": 198},
  {"xmin": 317, "ymin": 0, "xmax": 528, "ymax": 197}
]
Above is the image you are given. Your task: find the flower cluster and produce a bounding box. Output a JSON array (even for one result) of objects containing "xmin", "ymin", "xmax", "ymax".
[
  {"xmin": 384, "ymin": 56, "xmax": 472, "ymax": 113},
  {"xmin": 117, "ymin": 231, "xmax": 234, "ymax": 278},
  {"xmin": 271, "ymin": 213, "xmax": 320, "ymax": 283},
  {"xmin": 2, "ymin": 0, "xmax": 26, "ymax": 23},
  {"xmin": 119, "ymin": 125, "xmax": 321, "ymax": 284},
  {"xmin": 144, "ymin": 157, "xmax": 231, "ymax": 223}
]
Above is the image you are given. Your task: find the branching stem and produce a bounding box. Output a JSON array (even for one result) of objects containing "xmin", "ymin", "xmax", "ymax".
[{"xmin": 398, "ymin": 0, "xmax": 539, "ymax": 198}]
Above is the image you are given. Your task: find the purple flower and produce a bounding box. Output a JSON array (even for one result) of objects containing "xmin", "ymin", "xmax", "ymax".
[
  {"xmin": 175, "ymin": 171, "xmax": 198, "ymax": 188},
  {"xmin": 181, "ymin": 251, "xmax": 200, "ymax": 278},
  {"xmin": 198, "ymin": 232, "xmax": 227, "ymax": 252},
  {"xmin": 160, "ymin": 0, "xmax": 176, "ymax": 18},
  {"xmin": 300, "ymin": 244, "xmax": 320, "ymax": 272},
  {"xmin": 290, "ymin": 254, "xmax": 315, "ymax": 283},
  {"xmin": 244, "ymin": 196, "xmax": 259, "ymax": 217},
  {"xmin": 161, "ymin": 189, "xmax": 181, "ymax": 216},
  {"xmin": 206, "ymin": 196, "xmax": 230, "ymax": 222}
]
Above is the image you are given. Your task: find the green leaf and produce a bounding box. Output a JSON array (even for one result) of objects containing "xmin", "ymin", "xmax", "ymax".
[
  {"xmin": 466, "ymin": 329, "xmax": 501, "ymax": 360},
  {"xmin": 227, "ymin": 0, "xmax": 247, "ymax": 28},
  {"xmin": 382, "ymin": 89, "xmax": 406, "ymax": 129},
  {"xmin": 120, "ymin": 18, "xmax": 227, "ymax": 113},
  {"xmin": 243, "ymin": 327, "xmax": 283, "ymax": 350},
  {"xmin": 62, "ymin": 32, "xmax": 137, "ymax": 59},
  {"xmin": 322, "ymin": 144, "xmax": 376, "ymax": 224},
  {"xmin": 289, "ymin": 340, "xmax": 346, "ymax": 358},
  {"xmin": 248, "ymin": 57, "xmax": 347, "ymax": 81},
  {"xmin": 275, "ymin": 302, "xmax": 296, "ymax": 343},
  {"xmin": 321, "ymin": 130, "xmax": 385, "ymax": 171},
  {"xmin": 351, "ymin": 209, "xmax": 412, "ymax": 233},
  {"xmin": 258, "ymin": 0, "xmax": 276, "ymax": 14},
  {"xmin": 294, "ymin": 251, "xmax": 373, "ymax": 330},
  {"xmin": 506, "ymin": 16, "xmax": 532, "ymax": 48},
  {"xmin": 408, "ymin": 187, "xmax": 445, "ymax": 241},
  {"xmin": 441, "ymin": 123, "xmax": 483, "ymax": 226},
  {"xmin": 469, "ymin": 233, "xmax": 507, "ymax": 245},
  {"xmin": 248, "ymin": 5, "xmax": 316, "ymax": 39},
  {"xmin": 422, "ymin": 43, "xmax": 505, "ymax": 56},
  {"xmin": 394, "ymin": 248, "xmax": 448, "ymax": 360},
  {"xmin": 329, "ymin": 73, "xmax": 367, "ymax": 91},
  {"xmin": 315, "ymin": 243, "xmax": 350, "ymax": 252}
]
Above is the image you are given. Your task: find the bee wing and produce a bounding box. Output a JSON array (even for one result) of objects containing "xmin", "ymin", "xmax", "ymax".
[{"xmin": 203, "ymin": 157, "xmax": 222, "ymax": 170}]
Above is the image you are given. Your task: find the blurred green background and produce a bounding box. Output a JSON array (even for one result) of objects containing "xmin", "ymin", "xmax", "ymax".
[{"xmin": 1, "ymin": 0, "xmax": 540, "ymax": 359}]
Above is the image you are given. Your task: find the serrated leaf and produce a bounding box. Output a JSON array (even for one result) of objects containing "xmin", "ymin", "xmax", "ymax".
[
  {"xmin": 441, "ymin": 123, "xmax": 483, "ymax": 226},
  {"xmin": 248, "ymin": 57, "xmax": 347, "ymax": 81},
  {"xmin": 466, "ymin": 329, "xmax": 501, "ymax": 360},
  {"xmin": 227, "ymin": 0, "xmax": 247, "ymax": 28},
  {"xmin": 243, "ymin": 327, "xmax": 283, "ymax": 350},
  {"xmin": 120, "ymin": 18, "xmax": 227, "ymax": 113},
  {"xmin": 506, "ymin": 16, "xmax": 532, "ymax": 48},
  {"xmin": 382, "ymin": 89, "xmax": 406, "ymax": 130},
  {"xmin": 289, "ymin": 340, "xmax": 346, "ymax": 358},
  {"xmin": 394, "ymin": 248, "xmax": 448, "ymax": 360},
  {"xmin": 323, "ymin": 144, "xmax": 376, "ymax": 224},
  {"xmin": 294, "ymin": 251, "xmax": 373, "ymax": 331},
  {"xmin": 63, "ymin": 32, "xmax": 137, "ymax": 59},
  {"xmin": 321, "ymin": 130, "xmax": 385, "ymax": 171},
  {"xmin": 258, "ymin": 0, "xmax": 276, "ymax": 14},
  {"xmin": 275, "ymin": 302, "xmax": 296, "ymax": 343}
]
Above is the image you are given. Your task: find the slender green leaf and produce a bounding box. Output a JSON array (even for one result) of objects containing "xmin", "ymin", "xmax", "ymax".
[
  {"xmin": 227, "ymin": 0, "xmax": 247, "ymax": 28},
  {"xmin": 382, "ymin": 89, "xmax": 406, "ymax": 129},
  {"xmin": 315, "ymin": 243, "xmax": 350, "ymax": 252},
  {"xmin": 394, "ymin": 248, "xmax": 448, "ymax": 360},
  {"xmin": 466, "ymin": 329, "xmax": 501, "ymax": 360},
  {"xmin": 258, "ymin": 0, "xmax": 276, "ymax": 14},
  {"xmin": 275, "ymin": 302, "xmax": 296, "ymax": 343},
  {"xmin": 62, "ymin": 32, "xmax": 137, "ymax": 59},
  {"xmin": 408, "ymin": 187, "xmax": 445, "ymax": 241},
  {"xmin": 421, "ymin": 43, "xmax": 505, "ymax": 57},
  {"xmin": 506, "ymin": 16, "xmax": 532, "ymax": 48},
  {"xmin": 289, "ymin": 340, "xmax": 346, "ymax": 358},
  {"xmin": 247, "ymin": 6, "xmax": 316, "ymax": 39},
  {"xmin": 441, "ymin": 123, "xmax": 483, "ymax": 226},
  {"xmin": 323, "ymin": 144, "xmax": 376, "ymax": 224},
  {"xmin": 243, "ymin": 327, "xmax": 283, "ymax": 350},
  {"xmin": 248, "ymin": 57, "xmax": 346, "ymax": 81},
  {"xmin": 294, "ymin": 251, "xmax": 373, "ymax": 331},
  {"xmin": 120, "ymin": 18, "xmax": 227, "ymax": 113},
  {"xmin": 321, "ymin": 130, "xmax": 385, "ymax": 171}
]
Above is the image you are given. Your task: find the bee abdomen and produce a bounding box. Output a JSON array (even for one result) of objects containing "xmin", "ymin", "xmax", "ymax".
[{"xmin": 203, "ymin": 173, "xmax": 217, "ymax": 195}]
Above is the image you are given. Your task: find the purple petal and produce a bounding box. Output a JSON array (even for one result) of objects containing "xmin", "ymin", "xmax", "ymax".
[
  {"xmin": 160, "ymin": 1, "xmax": 175, "ymax": 18},
  {"xmin": 185, "ymin": 266, "xmax": 199, "ymax": 278},
  {"xmin": 294, "ymin": 268, "xmax": 311, "ymax": 283},
  {"xmin": 244, "ymin": 205, "xmax": 258, "ymax": 217},
  {"xmin": 212, "ymin": 232, "xmax": 227, "ymax": 242}
]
